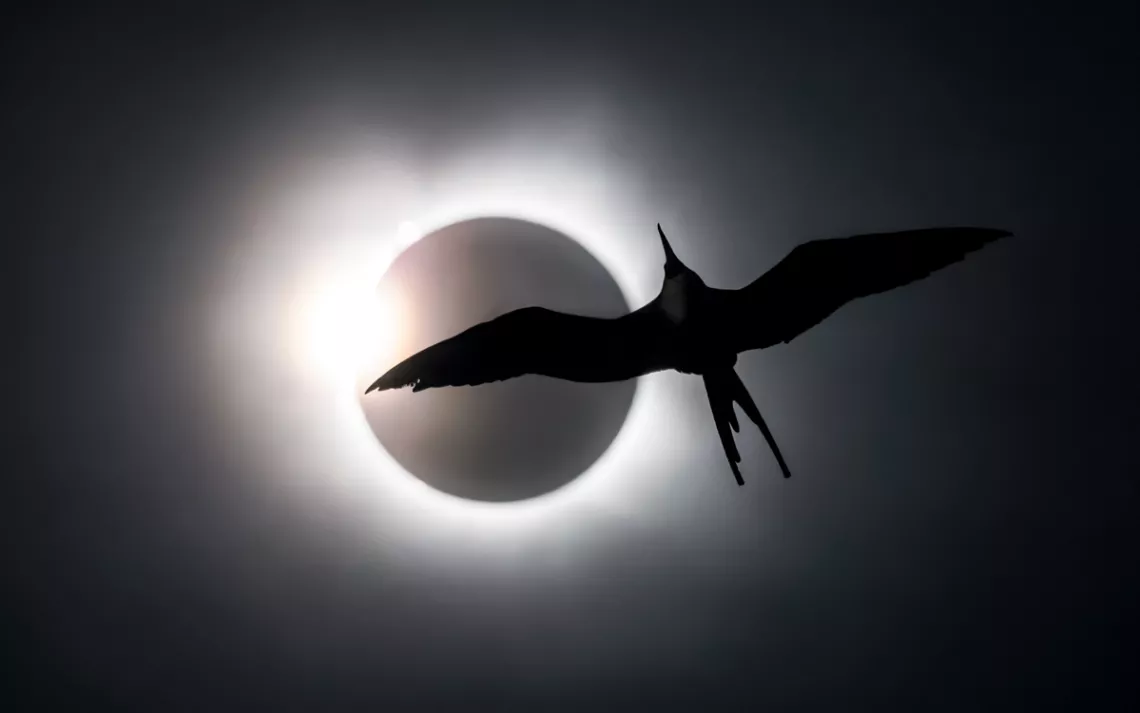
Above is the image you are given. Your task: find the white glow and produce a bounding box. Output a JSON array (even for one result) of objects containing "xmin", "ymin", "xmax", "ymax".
[
  {"xmin": 289, "ymin": 266, "xmax": 403, "ymax": 386},
  {"xmin": 209, "ymin": 115, "xmax": 709, "ymax": 551},
  {"xmin": 396, "ymin": 220, "xmax": 420, "ymax": 244}
]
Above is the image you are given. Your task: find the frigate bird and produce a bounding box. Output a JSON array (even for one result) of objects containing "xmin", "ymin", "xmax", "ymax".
[{"xmin": 365, "ymin": 224, "xmax": 1010, "ymax": 485}]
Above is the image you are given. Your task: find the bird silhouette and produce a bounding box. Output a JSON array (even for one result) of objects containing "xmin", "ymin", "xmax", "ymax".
[{"xmin": 365, "ymin": 224, "xmax": 1010, "ymax": 485}]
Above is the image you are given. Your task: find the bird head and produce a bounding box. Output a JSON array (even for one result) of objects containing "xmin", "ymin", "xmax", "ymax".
[{"xmin": 658, "ymin": 223, "xmax": 690, "ymax": 279}]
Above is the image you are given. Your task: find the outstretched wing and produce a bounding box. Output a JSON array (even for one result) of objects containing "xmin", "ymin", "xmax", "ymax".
[
  {"xmin": 365, "ymin": 305, "xmax": 668, "ymax": 393},
  {"xmin": 721, "ymin": 227, "xmax": 1010, "ymax": 353}
]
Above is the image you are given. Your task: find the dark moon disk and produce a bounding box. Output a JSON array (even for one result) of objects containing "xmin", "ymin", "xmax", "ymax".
[{"xmin": 358, "ymin": 217, "xmax": 636, "ymax": 502}]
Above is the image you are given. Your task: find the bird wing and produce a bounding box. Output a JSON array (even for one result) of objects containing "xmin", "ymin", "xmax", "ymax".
[
  {"xmin": 720, "ymin": 227, "xmax": 1010, "ymax": 353},
  {"xmin": 365, "ymin": 305, "xmax": 669, "ymax": 393}
]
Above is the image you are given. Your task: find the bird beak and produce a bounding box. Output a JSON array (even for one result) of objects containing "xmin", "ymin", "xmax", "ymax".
[{"xmin": 658, "ymin": 223, "xmax": 681, "ymax": 272}]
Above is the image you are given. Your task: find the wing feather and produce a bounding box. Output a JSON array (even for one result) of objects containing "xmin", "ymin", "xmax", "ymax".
[
  {"xmin": 723, "ymin": 227, "xmax": 1010, "ymax": 352},
  {"xmin": 365, "ymin": 305, "xmax": 667, "ymax": 393}
]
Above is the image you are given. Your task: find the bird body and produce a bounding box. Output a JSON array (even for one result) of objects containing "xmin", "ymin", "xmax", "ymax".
[
  {"xmin": 366, "ymin": 223, "xmax": 1010, "ymax": 485},
  {"xmin": 645, "ymin": 244, "xmax": 740, "ymax": 375}
]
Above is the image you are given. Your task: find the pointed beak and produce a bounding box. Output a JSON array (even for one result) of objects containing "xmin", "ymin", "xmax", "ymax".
[{"xmin": 658, "ymin": 223, "xmax": 681, "ymax": 272}]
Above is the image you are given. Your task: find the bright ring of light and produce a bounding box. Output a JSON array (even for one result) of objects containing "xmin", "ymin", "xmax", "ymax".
[
  {"xmin": 211, "ymin": 124, "xmax": 700, "ymax": 541},
  {"xmin": 339, "ymin": 206, "xmax": 654, "ymax": 524}
]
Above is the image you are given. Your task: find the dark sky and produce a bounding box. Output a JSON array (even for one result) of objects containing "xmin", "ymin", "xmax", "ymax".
[{"xmin": 9, "ymin": 1, "xmax": 1139, "ymax": 710}]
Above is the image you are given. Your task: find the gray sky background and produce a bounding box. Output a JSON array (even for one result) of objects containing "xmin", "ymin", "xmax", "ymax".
[{"xmin": 10, "ymin": 1, "xmax": 1138, "ymax": 710}]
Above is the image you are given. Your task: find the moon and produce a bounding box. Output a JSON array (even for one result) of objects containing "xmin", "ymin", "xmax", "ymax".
[{"xmin": 357, "ymin": 217, "xmax": 637, "ymax": 502}]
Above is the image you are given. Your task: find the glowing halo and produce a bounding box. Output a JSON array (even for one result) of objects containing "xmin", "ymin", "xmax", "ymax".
[
  {"xmin": 207, "ymin": 121, "xmax": 705, "ymax": 546},
  {"xmin": 338, "ymin": 209, "xmax": 653, "ymax": 517}
]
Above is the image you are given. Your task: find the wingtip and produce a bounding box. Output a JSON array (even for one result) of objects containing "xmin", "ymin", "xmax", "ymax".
[
  {"xmin": 981, "ymin": 228, "xmax": 1014, "ymax": 249},
  {"xmin": 975, "ymin": 227, "xmax": 1013, "ymax": 242},
  {"xmin": 954, "ymin": 227, "xmax": 1012, "ymax": 250}
]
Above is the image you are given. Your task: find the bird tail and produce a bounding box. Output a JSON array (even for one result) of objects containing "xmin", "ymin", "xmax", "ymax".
[{"xmin": 702, "ymin": 368, "xmax": 792, "ymax": 485}]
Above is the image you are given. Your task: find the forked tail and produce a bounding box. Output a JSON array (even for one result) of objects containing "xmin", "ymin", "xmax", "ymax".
[{"xmin": 702, "ymin": 368, "xmax": 792, "ymax": 485}]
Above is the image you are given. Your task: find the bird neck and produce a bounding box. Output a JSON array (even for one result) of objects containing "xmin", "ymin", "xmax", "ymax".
[
  {"xmin": 658, "ymin": 270, "xmax": 705, "ymax": 323},
  {"xmin": 663, "ymin": 268, "xmax": 705, "ymax": 290}
]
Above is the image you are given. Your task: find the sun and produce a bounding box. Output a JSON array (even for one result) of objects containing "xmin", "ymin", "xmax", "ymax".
[
  {"xmin": 288, "ymin": 260, "xmax": 406, "ymax": 390},
  {"xmin": 212, "ymin": 123, "xmax": 706, "ymax": 545}
]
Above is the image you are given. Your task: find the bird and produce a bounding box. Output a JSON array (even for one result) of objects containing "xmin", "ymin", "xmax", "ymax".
[{"xmin": 365, "ymin": 224, "xmax": 1010, "ymax": 485}]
